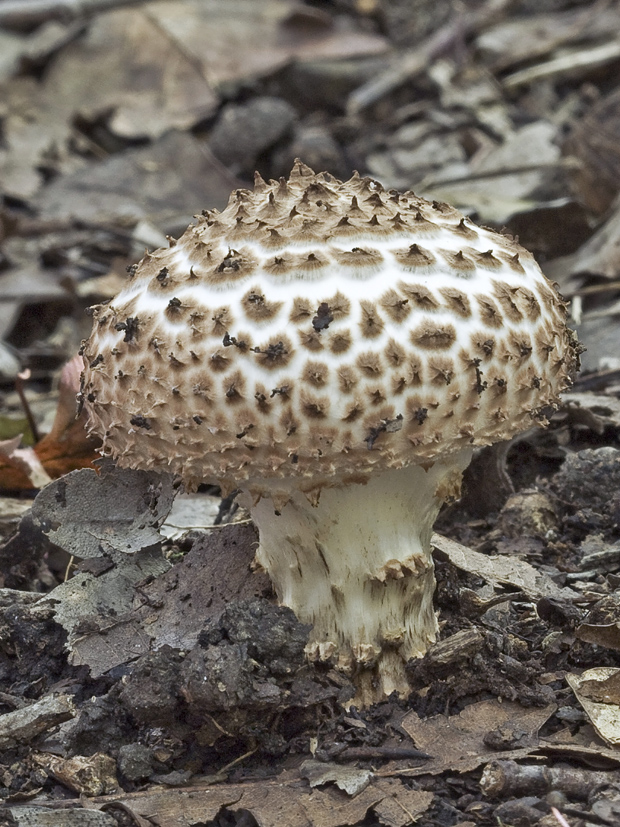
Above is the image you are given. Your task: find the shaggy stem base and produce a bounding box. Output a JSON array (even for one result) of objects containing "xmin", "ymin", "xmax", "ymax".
[{"xmin": 245, "ymin": 450, "xmax": 472, "ymax": 707}]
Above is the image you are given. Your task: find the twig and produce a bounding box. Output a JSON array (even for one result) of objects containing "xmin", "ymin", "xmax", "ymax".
[
  {"xmin": 218, "ymin": 744, "xmax": 258, "ymax": 775},
  {"xmin": 0, "ymin": 0, "xmax": 153, "ymax": 29},
  {"xmin": 503, "ymin": 39, "xmax": 620, "ymax": 89},
  {"xmin": 15, "ymin": 369, "xmax": 40, "ymax": 444},
  {"xmin": 564, "ymin": 280, "xmax": 620, "ymax": 299},
  {"xmin": 341, "ymin": 746, "xmax": 430, "ymax": 762},
  {"xmin": 347, "ymin": 0, "xmax": 514, "ymax": 114},
  {"xmin": 64, "ymin": 555, "xmax": 75, "ymax": 582},
  {"xmin": 551, "ymin": 807, "xmax": 571, "ymax": 827},
  {"xmin": 414, "ymin": 159, "xmax": 580, "ymax": 192},
  {"xmin": 481, "ymin": 760, "xmax": 618, "ymax": 800}
]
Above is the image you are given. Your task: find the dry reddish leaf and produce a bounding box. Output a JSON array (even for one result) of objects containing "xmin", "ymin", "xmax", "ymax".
[
  {"xmin": 0, "ymin": 355, "xmax": 99, "ymax": 491},
  {"xmin": 0, "ymin": 435, "xmax": 52, "ymax": 490},
  {"xmin": 34, "ymin": 354, "xmax": 100, "ymax": 479}
]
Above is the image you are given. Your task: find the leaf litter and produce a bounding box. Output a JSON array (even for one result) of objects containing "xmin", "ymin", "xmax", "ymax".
[{"xmin": 2, "ymin": 0, "xmax": 620, "ymax": 824}]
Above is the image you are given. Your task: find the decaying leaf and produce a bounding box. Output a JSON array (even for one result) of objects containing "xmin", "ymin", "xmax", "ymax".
[
  {"xmin": 567, "ymin": 669, "xmax": 620, "ymax": 747},
  {"xmin": 301, "ymin": 760, "xmax": 372, "ymax": 796},
  {"xmin": 67, "ymin": 524, "xmax": 270, "ymax": 677},
  {"xmin": 424, "ymin": 122, "xmax": 565, "ymax": 224},
  {"xmin": 372, "ymin": 780, "xmax": 433, "ymax": 827},
  {"xmin": 400, "ymin": 700, "xmax": 556, "ymax": 776},
  {"xmin": 0, "ymin": 807, "xmax": 116, "ymax": 827},
  {"xmin": 146, "ymin": 0, "xmax": 388, "ymax": 93},
  {"xmin": 31, "ymin": 464, "xmax": 176, "ymax": 559},
  {"xmin": 564, "ymin": 88, "xmax": 620, "ymax": 214},
  {"xmin": 577, "ymin": 622, "xmax": 620, "ymax": 651},
  {"xmin": 43, "ymin": 7, "xmax": 218, "ymax": 140},
  {"xmin": 579, "ymin": 670, "xmax": 620, "ymax": 705},
  {"xmin": 432, "ymin": 533, "xmax": 579, "ymax": 603},
  {"xmin": 37, "ymin": 131, "xmax": 240, "ymax": 228},
  {"xmin": 30, "ymin": 465, "xmax": 174, "ymax": 669},
  {"xmin": 550, "ymin": 204, "xmax": 620, "ymax": 284},
  {"xmin": 299, "ymin": 780, "xmax": 429, "ymax": 827},
  {"xmin": 476, "ymin": 5, "xmax": 620, "ymax": 73}
]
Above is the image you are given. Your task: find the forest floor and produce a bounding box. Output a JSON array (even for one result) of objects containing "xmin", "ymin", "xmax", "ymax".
[{"xmin": 1, "ymin": 1, "xmax": 620, "ymax": 825}]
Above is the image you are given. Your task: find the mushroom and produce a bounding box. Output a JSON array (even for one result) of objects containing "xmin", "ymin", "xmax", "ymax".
[{"xmin": 80, "ymin": 161, "xmax": 579, "ymax": 706}]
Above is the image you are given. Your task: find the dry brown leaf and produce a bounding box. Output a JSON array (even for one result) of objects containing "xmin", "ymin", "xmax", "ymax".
[
  {"xmin": 96, "ymin": 785, "xmax": 245, "ymax": 827},
  {"xmin": 146, "ymin": 0, "xmax": 388, "ymax": 91},
  {"xmin": 301, "ymin": 760, "xmax": 372, "ymax": 796},
  {"xmin": 423, "ymin": 122, "xmax": 563, "ymax": 224},
  {"xmin": 300, "ymin": 784, "xmax": 385, "ymax": 827},
  {"xmin": 296, "ymin": 778, "xmax": 432, "ymax": 827},
  {"xmin": 372, "ymin": 780, "xmax": 433, "ymax": 827},
  {"xmin": 61, "ymin": 523, "xmax": 267, "ymax": 677},
  {"xmin": 579, "ymin": 670, "xmax": 620, "ymax": 705},
  {"xmin": 564, "ymin": 88, "xmax": 620, "ymax": 214},
  {"xmin": 0, "ymin": 76, "xmax": 73, "ymax": 199},
  {"xmin": 551, "ymin": 204, "xmax": 620, "ymax": 282},
  {"xmin": 238, "ymin": 783, "xmax": 311, "ymax": 827},
  {"xmin": 37, "ymin": 131, "xmax": 240, "ymax": 228},
  {"xmin": 43, "ymin": 7, "xmax": 218, "ymax": 140},
  {"xmin": 542, "ymin": 722, "xmax": 620, "ymax": 764},
  {"xmin": 432, "ymin": 533, "xmax": 579, "ymax": 603},
  {"xmin": 88, "ymin": 776, "xmax": 311, "ymax": 827},
  {"xmin": 577, "ymin": 621, "xmax": 620, "ymax": 651},
  {"xmin": 567, "ymin": 669, "xmax": 620, "ymax": 747},
  {"xmin": 477, "ymin": 6, "xmax": 620, "ymax": 72},
  {"xmin": 400, "ymin": 700, "xmax": 556, "ymax": 776}
]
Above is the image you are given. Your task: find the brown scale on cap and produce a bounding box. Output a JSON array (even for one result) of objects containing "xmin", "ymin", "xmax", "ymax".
[
  {"xmin": 393, "ymin": 244, "xmax": 436, "ymax": 269},
  {"xmin": 440, "ymin": 249, "xmax": 476, "ymax": 272},
  {"xmin": 241, "ymin": 288, "xmax": 283, "ymax": 322},
  {"xmin": 380, "ymin": 289, "xmax": 412, "ymax": 323},
  {"xmin": 439, "ymin": 286, "xmax": 471, "ymax": 318},
  {"xmin": 298, "ymin": 330, "xmax": 324, "ymax": 352},
  {"xmin": 328, "ymin": 330, "xmax": 352, "ymax": 354}
]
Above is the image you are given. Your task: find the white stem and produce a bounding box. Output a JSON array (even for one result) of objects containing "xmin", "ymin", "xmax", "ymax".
[{"xmin": 244, "ymin": 448, "xmax": 472, "ymax": 706}]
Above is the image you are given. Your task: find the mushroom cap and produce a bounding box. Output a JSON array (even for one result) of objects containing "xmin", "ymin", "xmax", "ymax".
[{"xmin": 81, "ymin": 161, "xmax": 578, "ymax": 498}]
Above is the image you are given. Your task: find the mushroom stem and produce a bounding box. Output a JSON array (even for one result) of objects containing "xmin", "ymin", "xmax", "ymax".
[{"xmin": 244, "ymin": 447, "xmax": 473, "ymax": 707}]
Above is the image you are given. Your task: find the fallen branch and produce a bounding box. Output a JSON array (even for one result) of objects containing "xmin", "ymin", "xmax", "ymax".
[
  {"xmin": 481, "ymin": 759, "xmax": 618, "ymax": 800},
  {"xmin": 346, "ymin": 0, "xmax": 513, "ymax": 114}
]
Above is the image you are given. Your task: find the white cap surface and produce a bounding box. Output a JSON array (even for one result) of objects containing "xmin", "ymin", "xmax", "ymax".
[{"xmin": 81, "ymin": 162, "xmax": 578, "ymax": 498}]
